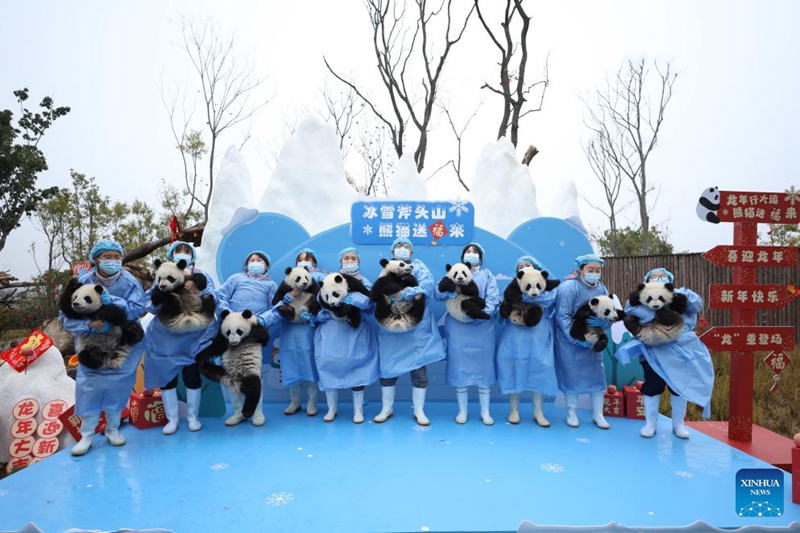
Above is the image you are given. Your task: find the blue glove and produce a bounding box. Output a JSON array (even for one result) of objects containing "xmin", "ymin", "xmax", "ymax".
[
  {"xmin": 100, "ymin": 291, "xmax": 112, "ymax": 305},
  {"xmin": 342, "ymin": 294, "xmax": 354, "ymax": 305},
  {"xmin": 299, "ymin": 311, "xmax": 314, "ymax": 325},
  {"xmin": 257, "ymin": 316, "xmax": 266, "ymax": 327},
  {"xmin": 577, "ymin": 339, "xmax": 592, "ymax": 348},
  {"xmin": 587, "ymin": 316, "xmax": 607, "ymax": 328},
  {"xmin": 447, "ymin": 292, "xmax": 458, "ymax": 300},
  {"xmin": 90, "ymin": 321, "xmax": 110, "ymax": 334},
  {"xmin": 282, "ymin": 293, "xmax": 294, "ymax": 304}
]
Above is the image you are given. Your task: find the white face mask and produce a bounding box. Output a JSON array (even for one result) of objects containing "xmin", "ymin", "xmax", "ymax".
[
  {"xmin": 248, "ymin": 262, "xmax": 266, "ymax": 275},
  {"xmin": 584, "ymin": 272, "xmax": 602, "ymax": 285},
  {"xmin": 393, "ymin": 247, "xmax": 411, "ymax": 261},
  {"xmin": 297, "ymin": 261, "xmax": 313, "ymax": 270},
  {"xmin": 463, "ymin": 252, "xmax": 480, "ymax": 266},
  {"xmin": 649, "ymin": 275, "xmax": 669, "ymax": 284},
  {"xmin": 342, "ymin": 263, "xmax": 359, "ymax": 274},
  {"xmin": 174, "ymin": 253, "xmax": 193, "ymax": 265}
]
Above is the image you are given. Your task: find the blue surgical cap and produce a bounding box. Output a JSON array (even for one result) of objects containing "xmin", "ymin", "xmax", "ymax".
[
  {"xmin": 515, "ymin": 255, "xmax": 543, "ymax": 271},
  {"xmin": 575, "ymin": 254, "xmax": 605, "ymax": 267},
  {"xmin": 339, "ymin": 247, "xmax": 359, "ymax": 261},
  {"xmin": 88, "ymin": 240, "xmax": 124, "ymax": 264},
  {"xmin": 167, "ymin": 241, "xmax": 196, "ymax": 263},
  {"xmin": 248, "ymin": 250, "xmax": 271, "ymax": 266},
  {"xmin": 297, "ymin": 248, "xmax": 316, "ymax": 259},
  {"xmin": 644, "ymin": 267, "xmax": 674, "ymax": 283},
  {"xmin": 392, "ymin": 237, "xmax": 413, "ymax": 250}
]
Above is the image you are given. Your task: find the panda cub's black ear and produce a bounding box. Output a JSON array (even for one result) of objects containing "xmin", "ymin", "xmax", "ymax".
[
  {"xmin": 517, "ymin": 270, "xmax": 526, "ymax": 280},
  {"xmin": 637, "ymin": 283, "xmax": 646, "ymax": 291},
  {"xmin": 590, "ymin": 297, "xmax": 600, "ymax": 306},
  {"xmin": 154, "ymin": 258, "xmax": 163, "ymax": 269},
  {"xmin": 93, "ymin": 285, "xmax": 104, "ymax": 295},
  {"xmin": 664, "ymin": 282, "xmax": 675, "ymax": 292},
  {"xmin": 242, "ymin": 310, "xmax": 253, "ymax": 319},
  {"xmin": 285, "ymin": 267, "xmax": 293, "ymax": 275},
  {"xmin": 221, "ymin": 310, "xmax": 231, "ymax": 319},
  {"xmin": 464, "ymin": 262, "xmax": 473, "ymax": 269},
  {"xmin": 334, "ymin": 274, "xmax": 343, "ymax": 283},
  {"xmin": 176, "ymin": 259, "xmax": 188, "ymax": 269},
  {"xmin": 445, "ymin": 264, "xmax": 452, "ymax": 272},
  {"xmin": 380, "ymin": 258, "xmax": 389, "ymax": 267},
  {"xmin": 541, "ymin": 271, "xmax": 549, "ymax": 279}
]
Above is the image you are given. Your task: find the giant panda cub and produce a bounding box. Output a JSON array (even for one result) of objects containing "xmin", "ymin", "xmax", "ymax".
[
  {"xmin": 499, "ymin": 267, "xmax": 560, "ymax": 327},
  {"xmin": 271, "ymin": 266, "xmax": 321, "ymax": 322},
  {"xmin": 437, "ymin": 263, "xmax": 490, "ymax": 322},
  {"xmin": 196, "ymin": 310, "xmax": 268, "ymax": 426},
  {"xmin": 370, "ymin": 258, "xmax": 426, "ymax": 332},
  {"xmin": 623, "ymin": 282, "xmax": 687, "ymax": 345},
  {"xmin": 58, "ymin": 278, "xmax": 144, "ymax": 370},
  {"xmin": 151, "ymin": 258, "xmax": 216, "ymax": 332},
  {"xmin": 570, "ymin": 295, "xmax": 624, "ymax": 352},
  {"xmin": 318, "ymin": 273, "xmax": 371, "ymax": 328}
]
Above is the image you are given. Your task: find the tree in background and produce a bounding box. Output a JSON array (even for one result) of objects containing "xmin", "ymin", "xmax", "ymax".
[
  {"xmin": 163, "ymin": 19, "xmax": 270, "ymax": 225},
  {"xmin": 595, "ymin": 225, "xmax": 674, "ymax": 257},
  {"xmin": 474, "ymin": 0, "xmax": 548, "ymax": 148},
  {"xmin": 0, "ymin": 88, "xmax": 70, "ymax": 252},
  {"xmin": 325, "ymin": 0, "xmax": 474, "ymax": 173},
  {"xmin": 583, "ymin": 59, "xmax": 676, "ymax": 255},
  {"xmin": 759, "ymin": 186, "xmax": 800, "ymax": 247}
]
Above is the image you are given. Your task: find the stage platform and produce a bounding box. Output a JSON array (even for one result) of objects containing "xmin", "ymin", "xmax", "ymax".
[{"xmin": 0, "ymin": 401, "xmax": 798, "ymax": 532}]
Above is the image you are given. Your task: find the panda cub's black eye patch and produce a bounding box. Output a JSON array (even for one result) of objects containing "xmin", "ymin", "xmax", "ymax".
[
  {"xmin": 84, "ymin": 296, "xmax": 92, "ymax": 303},
  {"xmin": 332, "ymin": 291, "xmax": 340, "ymax": 298},
  {"xmin": 167, "ymin": 276, "xmax": 176, "ymax": 282},
  {"xmin": 236, "ymin": 329, "xmax": 243, "ymax": 335}
]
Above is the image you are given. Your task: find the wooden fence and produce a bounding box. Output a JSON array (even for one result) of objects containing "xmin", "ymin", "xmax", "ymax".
[{"xmin": 602, "ymin": 253, "xmax": 800, "ymax": 341}]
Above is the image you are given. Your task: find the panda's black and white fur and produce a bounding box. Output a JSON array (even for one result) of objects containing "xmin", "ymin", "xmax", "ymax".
[
  {"xmin": 318, "ymin": 273, "xmax": 371, "ymax": 328},
  {"xmin": 437, "ymin": 262, "xmax": 490, "ymax": 322},
  {"xmin": 58, "ymin": 278, "xmax": 143, "ymax": 370},
  {"xmin": 196, "ymin": 310, "xmax": 268, "ymax": 425},
  {"xmin": 370, "ymin": 258, "xmax": 426, "ymax": 332},
  {"xmin": 570, "ymin": 295, "xmax": 624, "ymax": 352},
  {"xmin": 623, "ymin": 282, "xmax": 687, "ymax": 345},
  {"xmin": 150, "ymin": 258, "xmax": 216, "ymax": 332},
  {"xmin": 697, "ymin": 186, "xmax": 720, "ymax": 224},
  {"xmin": 499, "ymin": 267, "xmax": 560, "ymax": 327},
  {"xmin": 272, "ymin": 266, "xmax": 321, "ymax": 322}
]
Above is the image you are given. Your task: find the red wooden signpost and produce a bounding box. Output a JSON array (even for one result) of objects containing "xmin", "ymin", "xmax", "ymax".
[{"xmin": 699, "ymin": 187, "xmax": 799, "ymax": 443}]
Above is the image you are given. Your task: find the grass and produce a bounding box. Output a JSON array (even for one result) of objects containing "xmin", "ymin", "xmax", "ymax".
[{"xmin": 670, "ymin": 348, "xmax": 800, "ymax": 439}]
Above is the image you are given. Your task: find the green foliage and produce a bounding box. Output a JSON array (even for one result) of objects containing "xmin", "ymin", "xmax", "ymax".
[
  {"xmin": 596, "ymin": 225, "xmax": 674, "ymax": 257},
  {"xmin": 0, "ymin": 88, "xmax": 71, "ymax": 251},
  {"xmin": 4, "ymin": 270, "xmax": 72, "ymax": 332},
  {"xmin": 759, "ymin": 186, "xmax": 799, "ymax": 247}
]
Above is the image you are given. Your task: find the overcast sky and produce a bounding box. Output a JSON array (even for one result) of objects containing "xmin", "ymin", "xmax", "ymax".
[{"xmin": 2, "ymin": 0, "xmax": 799, "ymax": 279}]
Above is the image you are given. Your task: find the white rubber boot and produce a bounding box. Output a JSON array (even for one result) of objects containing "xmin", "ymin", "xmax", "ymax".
[
  {"xmin": 324, "ymin": 390, "xmax": 338, "ymax": 422},
  {"xmin": 306, "ymin": 382, "xmax": 319, "ymax": 416},
  {"xmin": 591, "ymin": 391, "xmax": 610, "ymax": 429},
  {"xmin": 251, "ymin": 390, "xmax": 266, "ymax": 426},
  {"xmin": 104, "ymin": 411, "xmax": 126, "ymax": 446},
  {"xmin": 640, "ymin": 394, "xmax": 660, "ymax": 438},
  {"xmin": 507, "ymin": 393, "xmax": 521, "ymax": 424},
  {"xmin": 161, "ymin": 388, "xmax": 180, "ymax": 435},
  {"xmin": 226, "ymin": 392, "xmax": 245, "ymax": 426},
  {"xmin": 565, "ymin": 393, "xmax": 579, "ymax": 428},
  {"xmin": 671, "ymin": 395, "xmax": 690, "ymax": 439},
  {"xmin": 455, "ymin": 387, "xmax": 469, "ymax": 424},
  {"xmin": 352, "ymin": 390, "xmax": 365, "ymax": 424},
  {"xmin": 532, "ymin": 391, "xmax": 550, "ymax": 428},
  {"xmin": 284, "ymin": 385, "xmax": 302, "ymax": 415},
  {"xmin": 478, "ymin": 387, "xmax": 494, "ymax": 426},
  {"xmin": 412, "ymin": 386, "xmax": 430, "ymax": 426},
  {"xmin": 71, "ymin": 414, "xmax": 99, "ymax": 456},
  {"xmin": 373, "ymin": 386, "xmax": 395, "ymax": 423},
  {"xmin": 186, "ymin": 388, "xmax": 203, "ymax": 432}
]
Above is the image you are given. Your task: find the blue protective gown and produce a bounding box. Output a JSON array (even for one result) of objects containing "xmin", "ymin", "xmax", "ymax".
[
  {"xmin": 434, "ymin": 268, "xmax": 499, "ymax": 388},
  {"xmin": 496, "ymin": 290, "xmax": 559, "ymax": 396},
  {"xmin": 143, "ymin": 266, "xmax": 217, "ymax": 389},
  {"xmin": 553, "ymin": 278, "xmax": 609, "ymax": 395},
  {"xmin": 376, "ymin": 259, "xmax": 446, "ymax": 379},
  {"xmin": 614, "ymin": 287, "xmax": 715, "ymax": 417},
  {"xmin": 313, "ymin": 276, "xmax": 379, "ymax": 391},
  {"xmin": 59, "ymin": 268, "xmax": 146, "ymax": 416}
]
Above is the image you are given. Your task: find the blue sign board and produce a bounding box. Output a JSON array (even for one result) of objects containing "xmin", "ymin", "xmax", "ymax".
[{"xmin": 350, "ymin": 200, "xmax": 475, "ymax": 246}]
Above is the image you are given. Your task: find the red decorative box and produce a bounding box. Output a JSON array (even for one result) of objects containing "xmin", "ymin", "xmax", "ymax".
[
  {"xmin": 129, "ymin": 390, "xmax": 167, "ymax": 429},
  {"xmin": 58, "ymin": 406, "xmax": 106, "ymax": 440},
  {"xmin": 602, "ymin": 386, "xmax": 626, "ymax": 418},
  {"xmin": 792, "ymin": 445, "xmax": 800, "ymax": 504},
  {"xmin": 623, "ymin": 385, "xmax": 644, "ymax": 419}
]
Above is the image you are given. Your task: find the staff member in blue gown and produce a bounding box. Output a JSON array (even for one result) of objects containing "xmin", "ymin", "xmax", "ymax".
[
  {"xmin": 553, "ymin": 253, "xmax": 611, "ymax": 429},
  {"xmin": 314, "ymin": 247, "xmax": 379, "ymax": 424},
  {"xmin": 144, "ymin": 241, "xmax": 216, "ymax": 435},
  {"xmin": 615, "ymin": 267, "xmax": 715, "ymax": 439},
  {"xmin": 435, "ymin": 243, "xmax": 499, "ymax": 425},
  {"xmin": 295, "ymin": 247, "xmax": 326, "ymax": 283},
  {"xmin": 373, "ymin": 237, "xmax": 446, "ymax": 426},
  {"xmin": 496, "ymin": 255, "xmax": 559, "ymax": 427},
  {"xmin": 59, "ymin": 240, "xmax": 146, "ymax": 456}
]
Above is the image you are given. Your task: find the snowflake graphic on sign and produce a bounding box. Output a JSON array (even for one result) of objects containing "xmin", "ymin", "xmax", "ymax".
[
  {"xmin": 449, "ymin": 223, "xmax": 465, "ymax": 239},
  {"xmin": 362, "ymin": 225, "xmax": 373, "ymax": 236},
  {"xmin": 785, "ymin": 189, "xmax": 800, "ymax": 206},
  {"xmin": 265, "ymin": 492, "xmax": 295, "ymax": 506},
  {"xmin": 449, "ymin": 200, "xmax": 470, "ymax": 217}
]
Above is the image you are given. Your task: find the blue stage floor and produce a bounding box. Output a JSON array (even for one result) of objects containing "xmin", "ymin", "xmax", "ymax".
[{"xmin": 1, "ymin": 402, "xmax": 798, "ymax": 532}]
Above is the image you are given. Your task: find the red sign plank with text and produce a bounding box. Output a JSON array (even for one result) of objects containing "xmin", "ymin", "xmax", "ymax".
[
  {"xmin": 702, "ymin": 246, "xmax": 798, "ymax": 268},
  {"xmin": 709, "ymin": 284, "xmax": 800, "ymax": 310},
  {"xmin": 700, "ymin": 326, "xmax": 795, "ymax": 352},
  {"xmin": 717, "ymin": 190, "xmax": 800, "ymax": 224}
]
